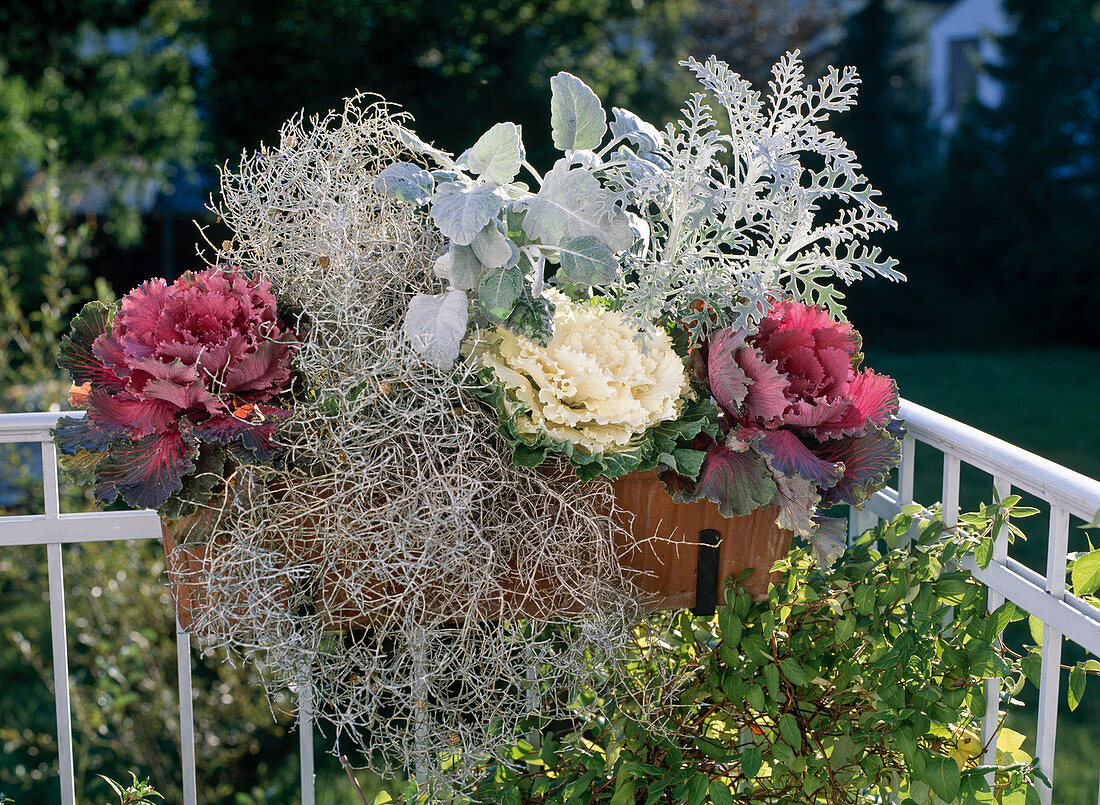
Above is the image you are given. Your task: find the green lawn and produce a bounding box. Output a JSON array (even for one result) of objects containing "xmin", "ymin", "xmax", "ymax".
[{"xmin": 863, "ymin": 348, "xmax": 1100, "ymax": 481}]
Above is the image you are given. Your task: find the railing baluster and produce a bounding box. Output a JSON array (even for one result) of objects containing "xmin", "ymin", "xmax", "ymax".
[
  {"xmin": 1035, "ymin": 505, "xmax": 1070, "ymax": 805},
  {"xmin": 42, "ymin": 440, "xmax": 77, "ymax": 805},
  {"xmin": 47, "ymin": 542, "xmax": 76, "ymax": 805},
  {"xmin": 982, "ymin": 477, "xmax": 1012, "ymax": 775},
  {"xmin": 299, "ymin": 681, "xmax": 316, "ymax": 805},
  {"xmin": 176, "ymin": 625, "xmax": 199, "ymax": 805},
  {"xmin": 942, "ymin": 454, "xmax": 961, "ymax": 527},
  {"xmin": 898, "ymin": 435, "xmax": 915, "ymax": 507}
]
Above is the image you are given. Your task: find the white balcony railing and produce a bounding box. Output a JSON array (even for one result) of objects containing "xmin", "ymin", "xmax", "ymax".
[{"xmin": 1, "ymin": 404, "xmax": 1099, "ymax": 805}]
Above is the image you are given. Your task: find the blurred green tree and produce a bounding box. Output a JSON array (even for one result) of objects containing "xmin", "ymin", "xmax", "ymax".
[
  {"xmin": 201, "ymin": 0, "xmax": 699, "ymax": 168},
  {"xmin": 930, "ymin": 0, "xmax": 1100, "ymax": 346},
  {"xmin": 829, "ymin": 0, "xmax": 941, "ymax": 346}
]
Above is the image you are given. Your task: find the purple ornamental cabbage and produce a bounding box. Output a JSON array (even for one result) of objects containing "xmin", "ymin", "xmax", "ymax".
[
  {"xmin": 53, "ymin": 267, "xmax": 298, "ymax": 512},
  {"xmin": 679, "ymin": 301, "xmax": 899, "ymax": 523}
]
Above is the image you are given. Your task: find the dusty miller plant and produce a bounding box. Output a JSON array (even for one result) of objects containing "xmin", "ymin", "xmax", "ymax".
[{"xmin": 383, "ymin": 51, "xmax": 902, "ymax": 369}]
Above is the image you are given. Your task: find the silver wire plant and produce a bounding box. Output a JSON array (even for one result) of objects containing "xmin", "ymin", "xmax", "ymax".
[
  {"xmin": 388, "ymin": 51, "xmax": 902, "ymax": 370},
  {"xmin": 179, "ymin": 93, "xmax": 651, "ymax": 797}
]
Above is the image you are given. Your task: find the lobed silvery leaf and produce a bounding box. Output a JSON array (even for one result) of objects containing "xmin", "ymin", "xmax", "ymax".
[
  {"xmin": 446, "ymin": 244, "xmax": 485, "ymax": 291},
  {"xmin": 557, "ymin": 235, "xmax": 619, "ymax": 287},
  {"xmin": 467, "ymin": 122, "xmax": 525, "ymax": 186},
  {"xmin": 374, "ymin": 162, "xmax": 434, "ymax": 205},
  {"xmin": 610, "ymin": 107, "xmax": 664, "ymax": 152},
  {"xmin": 625, "ymin": 212, "xmax": 650, "ymax": 258},
  {"xmin": 549, "ymin": 71, "xmax": 607, "ymax": 152},
  {"xmin": 396, "ymin": 125, "xmax": 455, "ymax": 168},
  {"xmin": 430, "ymin": 181, "xmax": 504, "ymax": 246},
  {"xmin": 478, "ymin": 265, "xmax": 525, "ymax": 324},
  {"xmin": 470, "ymin": 220, "xmax": 519, "ymax": 269},
  {"xmin": 614, "ymin": 146, "xmax": 663, "ymax": 185},
  {"xmin": 513, "ymin": 161, "xmax": 633, "ymax": 252},
  {"xmin": 402, "ymin": 290, "xmax": 469, "ymax": 370}
]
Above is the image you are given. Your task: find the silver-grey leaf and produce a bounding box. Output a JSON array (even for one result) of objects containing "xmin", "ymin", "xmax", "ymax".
[
  {"xmin": 513, "ymin": 161, "xmax": 633, "ymax": 251},
  {"xmin": 374, "ymin": 162, "xmax": 434, "ymax": 205},
  {"xmin": 550, "ymin": 72, "xmax": 607, "ymax": 151},
  {"xmin": 571, "ymin": 149, "xmax": 602, "ymax": 168},
  {"xmin": 447, "ymin": 244, "xmax": 485, "ymax": 291},
  {"xmin": 396, "ymin": 126, "xmax": 455, "ymax": 168},
  {"xmin": 470, "ymin": 220, "xmax": 518, "ymax": 268},
  {"xmin": 430, "ymin": 182, "xmax": 504, "ymax": 246},
  {"xmin": 610, "ymin": 107, "xmax": 665, "ymax": 152},
  {"xmin": 467, "ymin": 122, "xmax": 525, "ymax": 186},
  {"xmin": 402, "ymin": 290, "xmax": 469, "ymax": 370},
  {"xmin": 557, "ymin": 235, "xmax": 619, "ymax": 287},
  {"xmin": 432, "ymin": 251, "xmax": 452, "ymax": 281},
  {"xmin": 625, "ymin": 212, "xmax": 651, "ymax": 258}
]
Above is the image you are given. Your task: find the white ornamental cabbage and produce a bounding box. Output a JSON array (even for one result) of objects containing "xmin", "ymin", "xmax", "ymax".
[{"xmin": 473, "ymin": 292, "xmax": 689, "ymax": 456}]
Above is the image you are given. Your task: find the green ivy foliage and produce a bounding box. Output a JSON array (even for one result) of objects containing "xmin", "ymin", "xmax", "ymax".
[{"xmin": 460, "ymin": 502, "xmax": 1055, "ymax": 805}]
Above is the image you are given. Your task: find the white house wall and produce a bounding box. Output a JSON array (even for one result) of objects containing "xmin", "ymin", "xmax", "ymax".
[{"xmin": 927, "ymin": 0, "xmax": 1012, "ymax": 129}]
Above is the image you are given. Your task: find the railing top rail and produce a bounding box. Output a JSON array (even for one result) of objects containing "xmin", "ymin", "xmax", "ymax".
[
  {"xmin": 0, "ymin": 410, "xmax": 84, "ymax": 444},
  {"xmin": 899, "ymin": 399, "xmax": 1100, "ymax": 522}
]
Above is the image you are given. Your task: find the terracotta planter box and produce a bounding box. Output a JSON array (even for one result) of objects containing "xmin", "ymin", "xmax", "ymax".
[
  {"xmin": 162, "ymin": 518, "xmax": 297, "ymax": 633},
  {"xmin": 163, "ymin": 471, "xmax": 791, "ymax": 631},
  {"xmin": 610, "ymin": 471, "xmax": 791, "ymax": 610}
]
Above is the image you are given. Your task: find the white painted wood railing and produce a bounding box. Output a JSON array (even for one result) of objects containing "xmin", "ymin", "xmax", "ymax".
[
  {"xmin": 2, "ymin": 403, "xmax": 1099, "ymax": 804},
  {"xmin": 858, "ymin": 400, "xmax": 1100, "ymax": 805}
]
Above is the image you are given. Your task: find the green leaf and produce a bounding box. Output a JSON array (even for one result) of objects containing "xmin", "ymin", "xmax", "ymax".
[
  {"xmin": 974, "ymin": 538, "xmax": 993, "ymax": 569},
  {"xmin": 468, "ymin": 122, "xmax": 525, "ymax": 185},
  {"xmin": 478, "ymin": 266, "xmax": 525, "ymax": 324},
  {"xmin": 687, "ymin": 772, "xmax": 708, "ymax": 805},
  {"xmin": 708, "ymin": 779, "xmax": 734, "ymax": 805},
  {"xmin": 504, "ymin": 292, "xmax": 555, "ymax": 347},
  {"xmin": 59, "ymin": 448, "xmax": 106, "ymax": 487},
  {"xmin": 1071, "ymin": 548, "xmax": 1100, "ymax": 596},
  {"xmin": 924, "ymin": 754, "xmax": 961, "ymax": 803},
  {"xmin": 557, "ymin": 235, "xmax": 619, "ymax": 287},
  {"xmin": 740, "ymin": 745, "xmax": 763, "ymax": 779},
  {"xmin": 746, "ymin": 684, "xmax": 765, "ymax": 712},
  {"xmin": 836, "ymin": 613, "xmax": 856, "ymax": 644},
  {"xmin": 763, "ymin": 662, "xmax": 780, "ymax": 701},
  {"xmin": 778, "ymin": 713, "xmax": 801, "ymax": 749},
  {"xmin": 402, "ymin": 290, "xmax": 469, "ymax": 370},
  {"xmin": 690, "ymin": 444, "xmax": 778, "ymax": 518},
  {"xmin": 985, "ymin": 601, "xmax": 1018, "ymax": 642},
  {"xmin": 609, "ymin": 779, "xmax": 636, "ymax": 805},
  {"xmin": 1068, "ymin": 665, "xmax": 1086, "ymax": 711},
  {"xmin": 779, "ymin": 657, "xmax": 808, "ymax": 686},
  {"xmin": 431, "ymin": 181, "xmax": 504, "ymax": 245},
  {"xmin": 1028, "ymin": 614, "xmax": 1044, "ymax": 646},
  {"xmin": 550, "ymin": 72, "xmax": 607, "ymax": 151},
  {"xmin": 895, "ymin": 728, "xmax": 917, "ymax": 763},
  {"xmin": 374, "ymin": 162, "xmax": 433, "ymax": 205},
  {"xmin": 396, "ymin": 125, "xmax": 455, "ymax": 167}
]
